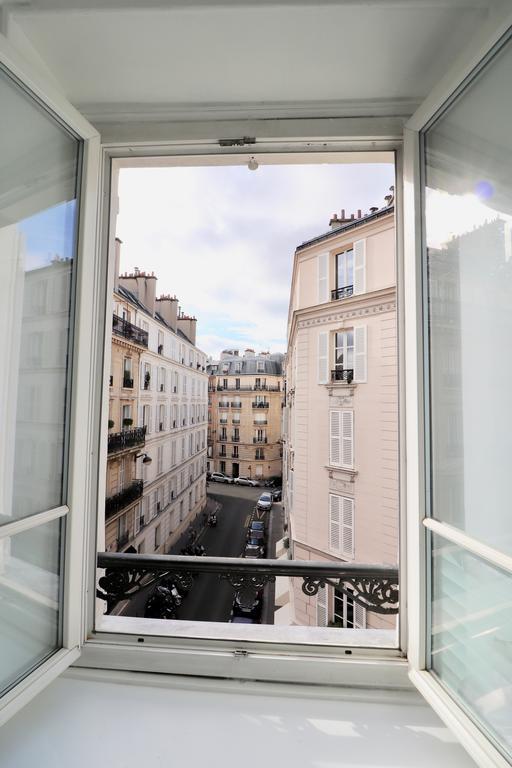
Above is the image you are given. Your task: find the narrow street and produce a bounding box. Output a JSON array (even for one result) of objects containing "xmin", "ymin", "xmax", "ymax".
[{"xmin": 122, "ymin": 483, "xmax": 281, "ymax": 623}]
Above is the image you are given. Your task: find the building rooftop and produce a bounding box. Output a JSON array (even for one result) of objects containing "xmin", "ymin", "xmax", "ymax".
[
  {"xmin": 207, "ymin": 352, "xmax": 284, "ymax": 377},
  {"xmin": 296, "ymin": 204, "xmax": 394, "ymax": 253},
  {"xmin": 116, "ymin": 285, "xmax": 199, "ymax": 348}
]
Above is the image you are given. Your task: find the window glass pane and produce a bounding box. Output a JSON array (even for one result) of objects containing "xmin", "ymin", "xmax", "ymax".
[
  {"xmin": 424, "ymin": 38, "xmax": 512, "ymax": 555},
  {"xmin": 431, "ymin": 534, "xmax": 512, "ymax": 756},
  {"xmin": 0, "ymin": 67, "xmax": 80, "ymax": 522},
  {"xmin": 0, "ymin": 518, "xmax": 63, "ymax": 695}
]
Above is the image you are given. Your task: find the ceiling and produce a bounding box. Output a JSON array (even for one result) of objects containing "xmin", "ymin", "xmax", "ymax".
[{"xmin": 0, "ymin": 0, "xmax": 504, "ymax": 127}]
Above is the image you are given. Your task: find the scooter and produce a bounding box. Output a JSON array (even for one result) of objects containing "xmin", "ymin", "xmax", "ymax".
[
  {"xmin": 207, "ymin": 514, "xmax": 217, "ymax": 527},
  {"xmin": 144, "ymin": 585, "xmax": 179, "ymax": 620}
]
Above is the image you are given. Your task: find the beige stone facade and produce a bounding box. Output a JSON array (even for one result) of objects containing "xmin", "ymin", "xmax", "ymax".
[
  {"xmin": 283, "ymin": 204, "xmax": 398, "ymax": 630},
  {"xmin": 207, "ymin": 351, "xmax": 283, "ymax": 481}
]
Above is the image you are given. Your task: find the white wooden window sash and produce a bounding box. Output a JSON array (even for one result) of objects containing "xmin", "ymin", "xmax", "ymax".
[{"xmin": 316, "ymin": 584, "xmax": 328, "ymax": 627}]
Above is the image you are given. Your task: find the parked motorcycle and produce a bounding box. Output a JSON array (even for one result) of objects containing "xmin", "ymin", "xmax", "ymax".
[
  {"xmin": 207, "ymin": 514, "xmax": 217, "ymax": 527},
  {"xmin": 144, "ymin": 585, "xmax": 179, "ymax": 620}
]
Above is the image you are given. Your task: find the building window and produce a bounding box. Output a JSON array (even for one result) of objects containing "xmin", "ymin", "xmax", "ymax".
[
  {"xmin": 257, "ymin": 361, "xmax": 265, "ymax": 373},
  {"xmin": 220, "ymin": 461, "xmax": 226, "ymax": 474},
  {"xmin": 329, "ymin": 494, "xmax": 354, "ymax": 558},
  {"xmin": 335, "ymin": 248, "xmax": 354, "ymax": 297},
  {"xmin": 143, "ymin": 362, "xmax": 151, "ymax": 390},
  {"xmin": 334, "ymin": 331, "xmax": 354, "ymax": 379},
  {"xmin": 123, "ymin": 357, "xmax": 133, "ymax": 388},
  {"xmin": 329, "ymin": 410, "xmax": 353, "ymax": 469},
  {"xmin": 122, "ymin": 404, "xmax": 132, "ymax": 430},
  {"xmin": 154, "ymin": 524, "xmax": 161, "ymax": 550},
  {"xmin": 334, "ymin": 586, "xmax": 366, "ymax": 628}
]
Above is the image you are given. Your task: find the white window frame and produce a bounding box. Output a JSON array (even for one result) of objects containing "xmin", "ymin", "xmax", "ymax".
[
  {"xmin": 84, "ymin": 132, "xmax": 406, "ymax": 687},
  {"xmin": 402, "ymin": 13, "xmax": 512, "ymax": 768},
  {"xmin": 0, "ymin": 35, "xmax": 100, "ymax": 727}
]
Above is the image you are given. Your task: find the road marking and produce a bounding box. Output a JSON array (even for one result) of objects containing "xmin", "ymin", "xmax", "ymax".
[
  {"xmin": 244, "ymin": 515, "xmax": 250, "ymax": 528},
  {"xmin": 255, "ymin": 509, "xmax": 267, "ymax": 520}
]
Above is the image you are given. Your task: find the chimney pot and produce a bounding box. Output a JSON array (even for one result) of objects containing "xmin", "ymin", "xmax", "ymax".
[
  {"xmin": 341, "ymin": 209, "xmax": 345, "ymax": 219},
  {"xmin": 357, "ymin": 209, "xmax": 362, "ymax": 218}
]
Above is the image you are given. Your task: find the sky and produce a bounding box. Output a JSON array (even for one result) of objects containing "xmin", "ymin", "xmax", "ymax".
[{"xmin": 116, "ymin": 162, "xmax": 395, "ymax": 358}]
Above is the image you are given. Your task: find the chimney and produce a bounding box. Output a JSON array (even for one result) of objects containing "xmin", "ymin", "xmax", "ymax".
[
  {"xmin": 113, "ymin": 238, "xmax": 122, "ymax": 291},
  {"xmin": 118, "ymin": 269, "xmax": 157, "ymax": 314},
  {"xmin": 329, "ymin": 208, "xmax": 354, "ymax": 230},
  {"xmin": 244, "ymin": 348, "xmax": 255, "ymax": 357},
  {"xmin": 357, "ymin": 209, "xmax": 362, "ymax": 218},
  {"xmin": 177, "ymin": 314, "xmax": 197, "ymax": 346},
  {"xmin": 156, "ymin": 294, "xmax": 178, "ymax": 332}
]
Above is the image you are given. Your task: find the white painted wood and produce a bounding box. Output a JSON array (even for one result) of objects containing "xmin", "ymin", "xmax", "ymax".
[
  {"xmin": 341, "ymin": 410, "xmax": 354, "ymax": 469},
  {"xmin": 341, "ymin": 496, "xmax": 355, "ymax": 559},
  {"xmin": 316, "ymin": 584, "xmax": 328, "ymax": 626},
  {"xmin": 354, "ymin": 324, "xmax": 367, "ymax": 383},
  {"xmin": 317, "ymin": 251, "xmax": 328, "ymax": 304},
  {"xmin": 424, "ymin": 518, "xmax": 512, "ymax": 577},
  {"xmin": 0, "ymin": 505, "xmax": 67, "ymax": 540},
  {"xmin": 329, "ymin": 410, "xmax": 342, "ymax": 466},
  {"xmin": 318, "ymin": 330, "xmax": 328, "ymax": 384},
  {"xmin": 353, "ymin": 238, "xmax": 366, "ymax": 295}
]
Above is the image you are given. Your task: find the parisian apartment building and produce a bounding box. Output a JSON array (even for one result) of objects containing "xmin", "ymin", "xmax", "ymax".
[
  {"xmin": 281, "ymin": 196, "xmax": 398, "ymax": 630},
  {"xmin": 104, "ymin": 238, "xmax": 208, "ymax": 557},
  {"xmin": 206, "ymin": 349, "xmax": 284, "ymax": 481}
]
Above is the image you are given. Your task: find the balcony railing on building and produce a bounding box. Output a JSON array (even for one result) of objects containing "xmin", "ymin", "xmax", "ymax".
[
  {"xmin": 331, "ymin": 368, "xmax": 354, "ymax": 383},
  {"xmin": 112, "ymin": 314, "xmax": 149, "ymax": 347},
  {"xmin": 230, "ymin": 402, "xmax": 242, "ymax": 408},
  {"xmin": 108, "ymin": 426, "xmax": 146, "ymax": 454},
  {"xmin": 105, "ymin": 479, "xmax": 144, "ymax": 520},
  {"xmin": 253, "ymin": 419, "xmax": 267, "ymax": 425},
  {"xmin": 219, "ymin": 402, "xmax": 230, "ymax": 408},
  {"xmin": 97, "ymin": 552, "xmax": 399, "ymax": 620},
  {"xmin": 219, "ymin": 436, "xmax": 228, "ymax": 442},
  {"xmin": 255, "ymin": 451, "xmax": 265, "ymax": 459},
  {"xmin": 216, "ymin": 383, "xmax": 281, "ymax": 392},
  {"xmin": 123, "ymin": 376, "xmax": 134, "ymax": 388},
  {"xmin": 252, "ymin": 402, "xmax": 269, "ymax": 409},
  {"xmin": 331, "ymin": 285, "xmax": 354, "ymax": 301},
  {"xmin": 231, "ymin": 435, "xmax": 240, "ymax": 442},
  {"xmin": 253, "ymin": 437, "xmax": 268, "ymax": 443}
]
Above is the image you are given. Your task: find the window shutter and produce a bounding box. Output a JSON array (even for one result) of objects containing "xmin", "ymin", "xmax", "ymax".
[
  {"xmin": 341, "ymin": 496, "xmax": 355, "ymax": 558},
  {"xmin": 317, "ymin": 585, "xmax": 328, "ymax": 627},
  {"xmin": 354, "ymin": 325, "xmax": 367, "ymax": 383},
  {"xmin": 318, "ymin": 331, "xmax": 328, "ymax": 384},
  {"xmin": 318, "ymin": 252, "xmax": 328, "ymax": 304},
  {"xmin": 341, "ymin": 410, "xmax": 354, "ymax": 469},
  {"xmin": 329, "ymin": 493, "xmax": 341, "ymax": 552},
  {"xmin": 353, "ymin": 239, "xmax": 366, "ymax": 295},
  {"xmin": 329, "ymin": 410, "xmax": 342, "ymax": 466},
  {"xmin": 354, "ymin": 598, "xmax": 366, "ymax": 628},
  {"xmin": 148, "ymin": 406, "xmax": 152, "ymax": 434}
]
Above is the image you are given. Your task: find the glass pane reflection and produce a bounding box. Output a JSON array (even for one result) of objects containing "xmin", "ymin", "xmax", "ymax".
[
  {"xmin": 0, "ymin": 68, "xmax": 80, "ymax": 522},
  {"xmin": 431, "ymin": 535, "xmax": 512, "ymax": 754},
  {"xmin": 0, "ymin": 518, "xmax": 62, "ymax": 695}
]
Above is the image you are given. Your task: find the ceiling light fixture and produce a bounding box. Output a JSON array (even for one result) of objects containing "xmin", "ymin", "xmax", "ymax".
[{"xmin": 248, "ymin": 157, "xmax": 259, "ymax": 171}]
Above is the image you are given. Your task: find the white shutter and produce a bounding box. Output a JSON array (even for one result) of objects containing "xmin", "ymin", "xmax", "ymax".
[
  {"xmin": 329, "ymin": 493, "xmax": 341, "ymax": 552},
  {"xmin": 134, "ymin": 505, "xmax": 140, "ymax": 535},
  {"xmin": 318, "ymin": 331, "xmax": 328, "ymax": 384},
  {"xmin": 353, "ymin": 239, "xmax": 366, "ymax": 295},
  {"xmin": 329, "ymin": 410, "xmax": 342, "ymax": 466},
  {"xmin": 341, "ymin": 496, "xmax": 355, "ymax": 558},
  {"xmin": 317, "ymin": 585, "xmax": 328, "ymax": 627},
  {"xmin": 354, "ymin": 598, "xmax": 366, "ymax": 628},
  {"xmin": 354, "ymin": 325, "xmax": 367, "ymax": 383},
  {"xmin": 341, "ymin": 410, "xmax": 354, "ymax": 469},
  {"xmin": 318, "ymin": 252, "xmax": 328, "ymax": 304}
]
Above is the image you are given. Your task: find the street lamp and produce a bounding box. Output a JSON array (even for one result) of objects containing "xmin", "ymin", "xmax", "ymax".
[{"xmin": 134, "ymin": 452, "xmax": 152, "ymax": 464}]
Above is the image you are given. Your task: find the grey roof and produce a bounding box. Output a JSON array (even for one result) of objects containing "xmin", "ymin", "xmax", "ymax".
[
  {"xmin": 296, "ymin": 205, "xmax": 394, "ymax": 252},
  {"xmin": 207, "ymin": 354, "xmax": 283, "ymax": 376}
]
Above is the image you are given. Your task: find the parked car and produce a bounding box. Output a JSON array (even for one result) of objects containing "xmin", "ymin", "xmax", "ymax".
[
  {"xmin": 210, "ymin": 472, "xmax": 233, "ymax": 484},
  {"xmin": 243, "ymin": 543, "xmax": 264, "ymax": 558},
  {"xmin": 230, "ymin": 615, "xmax": 256, "ymax": 624},
  {"xmin": 271, "ymin": 487, "xmax": 282, "ymax": 502},
  {"xmin": 250, "ymin": 520, "xmax": 265, "ymax": 533},
  {"xmin": 232, "ymin": 592, "xmax": 262, "ymax": 621},
  {"xmin": 234, "ymin": 476, "xmax": 260, "ymax": 487},
  {"xmin": 246, "ymin": 538, "xmax": 265, "ymax": 555},
  {"xmin": 247, "ymin": 528, "xmax": 264, "ymax": 542},
  {"xmin": 257, "ymin": 491, "xmax": 273, "ymax": 511}
]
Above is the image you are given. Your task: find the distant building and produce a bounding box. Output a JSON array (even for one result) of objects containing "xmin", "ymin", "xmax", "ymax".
[
  {"xmin": 282, "ymin": 200, "xmax": 398, "ymax": 629},
  {"xmin": 207, "ymin": 350, "xmax": 284, "ymax": 481},
  {"xmin": 105, "ymin": 239, "xmax": 208, "ymax": 556}
]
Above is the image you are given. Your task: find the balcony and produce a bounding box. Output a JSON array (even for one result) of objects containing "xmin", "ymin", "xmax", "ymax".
[
  {"xmin": 105, "ymin": 480, "xmax": 143, "ymax": 520},
  {"xmin": 331, "ymin": 368, "xmax": 354, "ymax": 383},
  {"xmin": 122, "ymin": 376, "xmax": 134, "ymax": 388},
  {"xmin": 107, "ymin": 426, "xmax": 146, "ymax": 454},
  {"xmin": 112, "ymin": 314, "xmax": 149, "ymax": 347},
  {"xmin": 253, "ymin": 437, "xmax": 267, "ymax": 443},
  {"xmin": 231, "ymin": 452, "xmax": 239, "ymax": 458},
  {"xmin": 219, "ymin": 402, "xmax": 230, "ymax": 409},
  {"xmin": 253, "ymin": 419, "xmax": 267, "ymax": 425},
  {"xmin": 231, "ymin": 435, "xmax": 240, "ymax": 442},
  {"xmin": 331, "ymin": 285, "xmax": 354, "ymax": 301},
  {"xmin": 158, "ymin": 344, "xmax": 163, "ymax": 355},
  {"xmin": 252, "ymin": 402, "xmax": 269, "ymax": 409},
  {"xmin": 230, "ymin": 401, "xmax": 242, "ymax": 408},
  {"xmin": 97, "ymin": 552, "xmax": 398, "ymax": 617},
  {"xmin": 216, "ymin": 384, "xmax": 281, "ymax": 392}
]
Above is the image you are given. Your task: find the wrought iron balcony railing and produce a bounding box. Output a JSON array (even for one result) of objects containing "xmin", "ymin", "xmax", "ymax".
[
  {"xmin": 96, "ymin": 552, "xmax": 399, "ymax": 618},
  {"xmin": 253, "ymin": 419, "xmax": 268, "ymax": 425},
  {"xmin": 253, "ymin": 437, "xmax": 268, "ymax": 443},
  {"xmin": 331, "ymin": 368, "xmax": 354, "ymax": 383},
  {"xmin": 105, "ymin": 480, "xmax": 144, "ymax": 519},
  {"xmin": 215, "ymin": 384, "xmax": 281, "ymax": 392},
  {"xmin": 108, "ymin": 426, "xmax": 146, "ymax": 454},
  {"xmin": 231, "ymin": 435, "xmax": 240, "ymax": 442},
  {"xmin": 252, "ymin": 402, "xmax": 269, "ymax": 409},
  {"xmin": 123, "ymin": 376, "xmax": 134, "ymax": 388},
  {"xmin": 112, "ymin": 314, "xmax": 149, "ymax": 347},
  {"xmin": 230, "ymin": 402, "xmax": 242, "ymax": 408},
  {"xmin": 117, "ymin": 531, "xmax": 130, "ymax": 549},
  {"xmin": 331, "ymin": 285, "xmax": 354, "ymax": 301}
]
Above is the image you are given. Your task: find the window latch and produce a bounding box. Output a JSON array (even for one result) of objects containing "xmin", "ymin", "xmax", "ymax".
[
  {"xmin": 233, "ymin": 649, "xmax": 249, "ymax": 659},
  {"xmin": 218, "ymin": 137, "xmax": 256, "ymax": 147}
]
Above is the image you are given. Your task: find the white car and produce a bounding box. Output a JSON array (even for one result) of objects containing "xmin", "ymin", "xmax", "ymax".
[
  {"xmin": 257, "ymin": 492, "xmax": 273, "ymax": 511},
  {"xmin": 234, "ymin": 476, "xmax": 260, "ymax": 487},
  {"xmin": 210, "ymin": 472, "xmax": 233, "ymax": 484}
]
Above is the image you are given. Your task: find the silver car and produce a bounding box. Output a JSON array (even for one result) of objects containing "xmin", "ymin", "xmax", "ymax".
[{"xmin": 257, "ymin": 492, "xmax": 273, "ymax": 511}]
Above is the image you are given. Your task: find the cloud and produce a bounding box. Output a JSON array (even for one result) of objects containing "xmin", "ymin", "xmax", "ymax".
[{"xmin": 117, "ymin": 162, "xmax": 394, "ymax": 357}]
